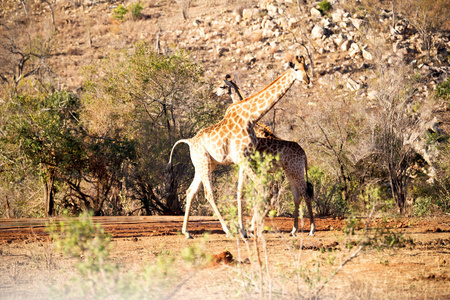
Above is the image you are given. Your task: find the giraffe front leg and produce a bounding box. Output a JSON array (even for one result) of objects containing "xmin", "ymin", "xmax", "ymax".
[{"xmin": 237, "ymin": 166, "xmax": 248, "ymax": 238}]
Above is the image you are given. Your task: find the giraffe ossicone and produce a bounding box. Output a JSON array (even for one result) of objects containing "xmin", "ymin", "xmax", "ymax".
[{"xmin": 168, "ymin": 55, "xmax": 311, "ymax": 239}]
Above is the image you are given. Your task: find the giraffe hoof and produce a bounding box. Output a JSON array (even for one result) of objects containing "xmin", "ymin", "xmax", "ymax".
[{"xmin": 185, "ymin": 232, "xmax": 193, "ymax": 239}]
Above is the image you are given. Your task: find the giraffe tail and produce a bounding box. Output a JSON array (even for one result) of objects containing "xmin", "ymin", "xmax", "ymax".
[{"xmin": 167, "ymin": 139, "xmax": 191, "ymax": 170}]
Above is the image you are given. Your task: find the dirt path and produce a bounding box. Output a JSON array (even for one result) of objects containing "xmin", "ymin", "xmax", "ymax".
[
  {"xmin": 1, "ymin": 215, "xmax": 449, "ymax": 299},
  {"xmin": 1, "ymin": 215, "xmax": 449, "ymax": 243}
]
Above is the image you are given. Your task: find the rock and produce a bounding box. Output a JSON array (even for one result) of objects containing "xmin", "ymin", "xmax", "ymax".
[
  {"xmin": 351, "ymin": 18, "xmax": 364, "ymax": 29},
  {"xmin": 242, "ymin": 8, "xmax": 259, "ymax": 20},
  {"xmin": 341, "ymin": 40, "xmax": 352, "ymax": 51},
  {"xmin": 288, "ymin": 17, "xmax": 300, "ymax": 29},
  {"xmin": 367, "ymin": 90, "xmax": 378, "ymax": 100},
  {"xmin": 349, "ymin": 42, "xmax": 361, "ymax": 57},
  {"xmin": 311, "ymin": 7, "xmax": 322, "ymax": 18},
  {"xmin": 362, "ymin": 49, "xmax": 373, "ymax": 60},
  {"xmin": 331, "ymin": 9, "xmax": 344, "ymax": 22},
  {"xmin": 311, "ymin": 25, "xmax": 325, "ymax": 40},
  {"xmin": 321, "ymin": 18, "xmax": 333, "ymax": 28},
  {"xmin": 347, "ymin": 78, "xmax": 361, "ymax": 91}
]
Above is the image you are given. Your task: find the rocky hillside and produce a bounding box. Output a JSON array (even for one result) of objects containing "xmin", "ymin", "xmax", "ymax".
[{"xmin": 2, "ymin": 0, "xmax": 449, "ymax": 167}]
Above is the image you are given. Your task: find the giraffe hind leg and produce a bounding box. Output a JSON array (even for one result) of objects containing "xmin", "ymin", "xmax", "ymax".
[{"xmin": 182, "ymin": 173, "xmax": 202, "ymax": 239}]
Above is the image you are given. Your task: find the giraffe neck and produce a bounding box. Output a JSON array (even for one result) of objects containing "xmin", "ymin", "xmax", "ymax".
[{"xmin": 243, "ymin": 68, "xmax": 296, "ymax": 123}]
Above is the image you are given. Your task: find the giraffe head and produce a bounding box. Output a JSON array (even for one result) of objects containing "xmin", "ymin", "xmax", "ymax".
[
  {"xmin": 214, "ymin": 74, "xmax": 244, "ymax": 103},
  {"xmin": 289, "ymin": 56, "xmax": 310, "ymax": 85}
]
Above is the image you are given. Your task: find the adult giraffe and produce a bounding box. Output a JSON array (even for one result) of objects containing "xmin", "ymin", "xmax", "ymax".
[
  {"xmin": 215, "ymin": 74, "xmax": 315, "ymax": 237},
  {"xmin": 168, "ymin": 55, "xmax": 310, "ymax": 239}
]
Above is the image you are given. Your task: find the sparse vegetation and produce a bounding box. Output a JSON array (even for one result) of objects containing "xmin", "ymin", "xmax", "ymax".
[
  {"xmin": 0, "ymin": 0, "xmax": 450, "ymax": 297},
  {"xmin": 113, "ymin": 4, "xmax": 128, "ymax": 21},
  {"xmin": 318, "ymin": 0, "xmax": 332, "ymax": 15}
]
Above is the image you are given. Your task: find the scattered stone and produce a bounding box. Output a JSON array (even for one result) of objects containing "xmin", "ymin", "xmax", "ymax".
[
  {"xmin": 242, "ymin": 8, "xmax": 259, "ymax": 20},
  {"xmin": 341, "ymin": 39, "xmax": 352, "ymax": 51},
  {"xmin": 349, "ymin": 42, "xmax": 361, "ymax": 57},
  {"xmin": 367, "ymin": 90, "xmax": 378, "ymax": 100},
  {"xmin": 347, "ymin": 78, "xmax": 361, "ymax": 91},
  {"xmin": 351, "ymin": 18, "xmax": 364, "ymax": 29},
  {"xmin": 362, "ymin": 49, "xmax": 373, "ymax": 60},
  {"xmin": 331, "ymin": 9, "xmax": 344, "ymax": 22},
  {"xmin": 311, "ymin": 7, "xmax": 322, "ymax": 18},
  {"xmin": 311, "ymin": 25, "xmax": 325, "ymax": 40}
]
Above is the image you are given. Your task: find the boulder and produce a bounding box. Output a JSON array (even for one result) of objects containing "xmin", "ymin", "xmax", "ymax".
[
  {"xmin": 311, "ymin": 7, "xmax": 322, "ymax": 18},
  {"xmin": 243, "ymin": 8, "xmax": 259, "ymax": 20},
  {"xmin": 347, "ymin": 78, "xmax": 361, "ymax": 91},
  {"xmin": 351, "ymin": 18, "xmax": 364, "ymax": 30},
  {"xmin": 341, "ymin": 40, "xmax": 352, "ymax": 51},
  {"xmin": 331, "ymin": 9, "xmax": 344, "ymax": 22},
  {"xmin": 311, "ymin": 25, "xmax": 325, "ymax": 40},
  {"xmin": 362, "ymin": 49, "xmax": 373, "ymax": 60}
]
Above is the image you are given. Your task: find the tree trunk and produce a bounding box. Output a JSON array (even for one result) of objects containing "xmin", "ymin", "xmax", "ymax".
[
  {"xmin": 165, "ymin": 165, "xmax": 182, "ymax": 215},
  {"xmin": 44, "ymin": 169, "xmax": 56, "ymax": 217}
]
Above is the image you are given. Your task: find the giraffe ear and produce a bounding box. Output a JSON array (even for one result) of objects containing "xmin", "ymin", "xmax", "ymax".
[{"xmin": 289, "ymin": 61, "xmax": 295, "ymax": 69}]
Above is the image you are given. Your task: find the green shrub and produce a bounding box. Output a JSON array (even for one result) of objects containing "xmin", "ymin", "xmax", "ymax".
[
  {"xmin": 47, "ymin": 210, "xmax": 113, "ymax": 275},
  {"xmin": 413, "ymin": 197, "xmax": 434, "ymax": 217},
  {"xmin": 113, "ymin": 4, "xmax": 128, "ymax": 21},
  {"xmin": 436, "ymin": 75, "xmax": 450, "ymax": 109},
  {"xmin": 308, "ymin": 165, "xmax": 348, "ymax": 217},
  {"xmin": 318, "ymin": 0, "xmax": 332, "ymax": 15},
  {"xmin": 131, "ymin": 2, "xmax": 143, "ymax": 20}
]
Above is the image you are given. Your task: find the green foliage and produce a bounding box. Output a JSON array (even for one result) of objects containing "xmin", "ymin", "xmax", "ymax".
[
  {"xmin": 413, "ymin": 197, "xmax": 434, "ymax": 216},
  {"xmin": 180, "ymin": 235, "xmax": 213, "ymax": 268},
  {"xmin": 318, "ymin": 0, "xmax": 332, "ymax": 15},
  {"xmin": 308, "ymin": 165, "xmax": 348, "ymax": 217},
  {"xmin": 130, "ymin": 2, "xmax": 143, "ymax": 20},
  {"xmin": 5, "ymin": 91, "xmax": 83, "ymax": 170},
  {"xmin": 82, "ymin": 42, "xmax": 226, "ymax": 215},
  {"xmin": 436, "ymin": 75, "xmax": 450, "ymax": 104},
  {"xmin": 113, "ymin": 4, "xmax": 128, "ymax": 20},
  {"xmin": 46, "ymin": 211, "xmax": 182, "ymax": 299},
  {"xmin": 425, "ymin": 130, "xmax": 448, "ymax": 144},
  {"xmin": 245, "ymin": 151, "xmax": 282, "ymax": 226},
  {"xmin": 47, "ymin": 210, "xmax": 113, "ymax": 275}
]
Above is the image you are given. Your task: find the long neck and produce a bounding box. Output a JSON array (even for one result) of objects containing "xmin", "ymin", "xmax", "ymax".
[{"xmin": 243, "ymin": 68, "xmax": 296, "ymax": 123}]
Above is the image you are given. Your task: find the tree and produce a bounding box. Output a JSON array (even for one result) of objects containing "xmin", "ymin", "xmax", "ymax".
[
  {"xmin": 81, "ymin": 42, "xmax": 227, "ymax": 215},
  {"xmin": 399, "ymin": 0, "xmax": 450, "ymax": 62},
  {"xmin": 363, "ymin": 62, "xmax": 423, "ymax": 214},
  {"xmin": 2, "ymin": 91, "xmax": 83, "ymax": 216},
  {"xmin": 0, "ymin": 11, "xmax": 54, "ymax": 96}
]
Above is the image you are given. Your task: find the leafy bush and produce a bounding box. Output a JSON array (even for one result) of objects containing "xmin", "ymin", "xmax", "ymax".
[
  {"xmin": 436, "ymin": 75, "xmax": 450, "ymax": 109},
  {"xmin": 131, "ymin": 2, "xmax": 143, "ymax": 20},
  {"xmin": 47, "ymin": 211, "xmax": 113, "ymax": 275},
  {"xmin": 308, "ymin": 165, "xmax": 348, "ymax": 217},
  {"xmin": 113, "ymin": 5, "xmax": 128, "ymax": 21},
  {"xmin": 318, "ymin": 0, "xmax": 332, "ymax": 15}
]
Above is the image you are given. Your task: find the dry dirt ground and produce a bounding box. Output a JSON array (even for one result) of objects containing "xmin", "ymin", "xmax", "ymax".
[{"xmin": 0, "ymin": 215, "xmax": 449, "ymax": 299}]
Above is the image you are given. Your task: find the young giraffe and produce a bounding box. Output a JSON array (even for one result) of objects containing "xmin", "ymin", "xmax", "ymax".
[
  {"xmin": 215, "ymin": 75, "xmax": 315, "ymax": 236},
  {"xmin": 215, "ymin": 74, "xmax": 278, "ymax": 139},
  {"xmin": 168, "ymin": 56, "xmax": 310, "ymax": 239}
]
